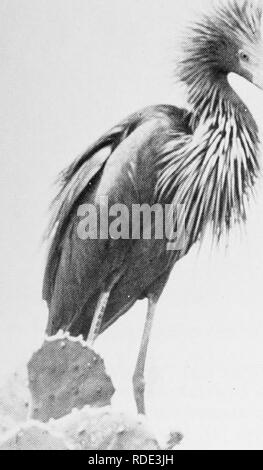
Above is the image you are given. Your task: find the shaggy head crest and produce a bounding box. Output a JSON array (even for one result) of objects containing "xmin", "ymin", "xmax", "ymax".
[
  {"xmin": 178, "ymin": 0, "xmax": 263, "ymax": 108},
  {"xmin": 216, "ymin": 0, "xmax": 262, "ymax": 42}
]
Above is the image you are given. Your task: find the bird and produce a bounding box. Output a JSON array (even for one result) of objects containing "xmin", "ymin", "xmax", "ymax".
[{"xmin": 43, "ymin": 0, "xmax": 263, "ymax": 415}]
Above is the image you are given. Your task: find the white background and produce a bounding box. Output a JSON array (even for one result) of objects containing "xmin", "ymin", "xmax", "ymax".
[{"xmin": 1, "ymin": 0, "xmax": 263, "ymax": 450}]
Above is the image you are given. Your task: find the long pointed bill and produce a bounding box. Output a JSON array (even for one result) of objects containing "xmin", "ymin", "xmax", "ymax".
[
  {"xmin": 252, "ymin": 72, "xmax": 263, "ymax": 90},
  {"xmin": 228, "ymin": 72, "xmax": 263, "ymax": 126}
]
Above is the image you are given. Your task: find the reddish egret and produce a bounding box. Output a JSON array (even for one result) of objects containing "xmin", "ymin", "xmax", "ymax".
[{"xmin": 43, "ymin": 1, "xmax": 263, "ymax": 414}]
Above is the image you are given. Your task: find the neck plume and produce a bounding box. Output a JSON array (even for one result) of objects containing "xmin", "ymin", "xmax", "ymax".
[{"xmin": 156, "ymin": 76, "xmax": 260, "ymax": 247}]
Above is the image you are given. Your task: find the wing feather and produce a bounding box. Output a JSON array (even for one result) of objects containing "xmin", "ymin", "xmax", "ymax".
[{"xmin": 43, "ymin": 118, "xmax": 139, "ymax": 303}]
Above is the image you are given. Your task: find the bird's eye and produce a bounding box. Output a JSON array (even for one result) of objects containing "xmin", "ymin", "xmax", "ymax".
[{"xmin": 239, "ymin": 50, "xmax": 249, "ymax": 62}]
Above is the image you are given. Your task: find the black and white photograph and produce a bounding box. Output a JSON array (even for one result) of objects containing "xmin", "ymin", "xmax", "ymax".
[{"xmin": 0, "ymin": 0, "xmax": 263, "ymax": 451}]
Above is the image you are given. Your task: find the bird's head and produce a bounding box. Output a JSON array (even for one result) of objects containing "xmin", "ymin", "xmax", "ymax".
[
  {"xmin": 179, "ymin": 0, "xmax": 263, "ymax": 105},
  {"xmin": 220, "ymin": 0, "xmax": 263, "ymax": 90}
]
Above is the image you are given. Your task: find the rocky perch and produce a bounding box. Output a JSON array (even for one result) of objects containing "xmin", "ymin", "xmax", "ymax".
[{"xmin": 0, "ymin": 333, "xmax": 182, "ymax": 450}]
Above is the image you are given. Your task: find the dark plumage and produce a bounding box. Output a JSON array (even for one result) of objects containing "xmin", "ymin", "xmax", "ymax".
[{"xmin": 43, "ymin": 1, "xmax": 263, "ymax": 413}]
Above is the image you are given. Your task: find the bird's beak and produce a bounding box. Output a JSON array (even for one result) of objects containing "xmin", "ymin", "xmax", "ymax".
[
  {"xmin": 251, "ymin": 56, "xmax": 263, "ymax": 90},
  {"xmin": 252, "ymin": 70, "xmax": 263, "ymax": 90},
  {"xmin": 228, "ymin": 72, "xmax": 263, "ymax": 125}
]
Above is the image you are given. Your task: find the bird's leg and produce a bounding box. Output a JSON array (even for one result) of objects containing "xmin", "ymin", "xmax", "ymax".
[{"xmin": 133, "ymin": 295, "xmax": 157, "ymax": 415}]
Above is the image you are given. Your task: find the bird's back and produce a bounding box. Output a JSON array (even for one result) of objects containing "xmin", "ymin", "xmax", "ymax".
[{"xmin": 44, "ymin": 105, "xmax": 191, "ymax": 338}]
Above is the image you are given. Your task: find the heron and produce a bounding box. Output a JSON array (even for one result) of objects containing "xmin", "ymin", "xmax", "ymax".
[{"xmin": 43, "ymin": 1, "xmax": 263, "ymax": 415}]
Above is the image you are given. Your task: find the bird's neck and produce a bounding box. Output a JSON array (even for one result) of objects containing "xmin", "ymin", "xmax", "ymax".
[
  {"xmin": 156, "ymin": 76, "xmax": 260, "ymax": 245},
  {"xmin": 190, "ymin": 74, "xmax": 258, "ymax": 135}
]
